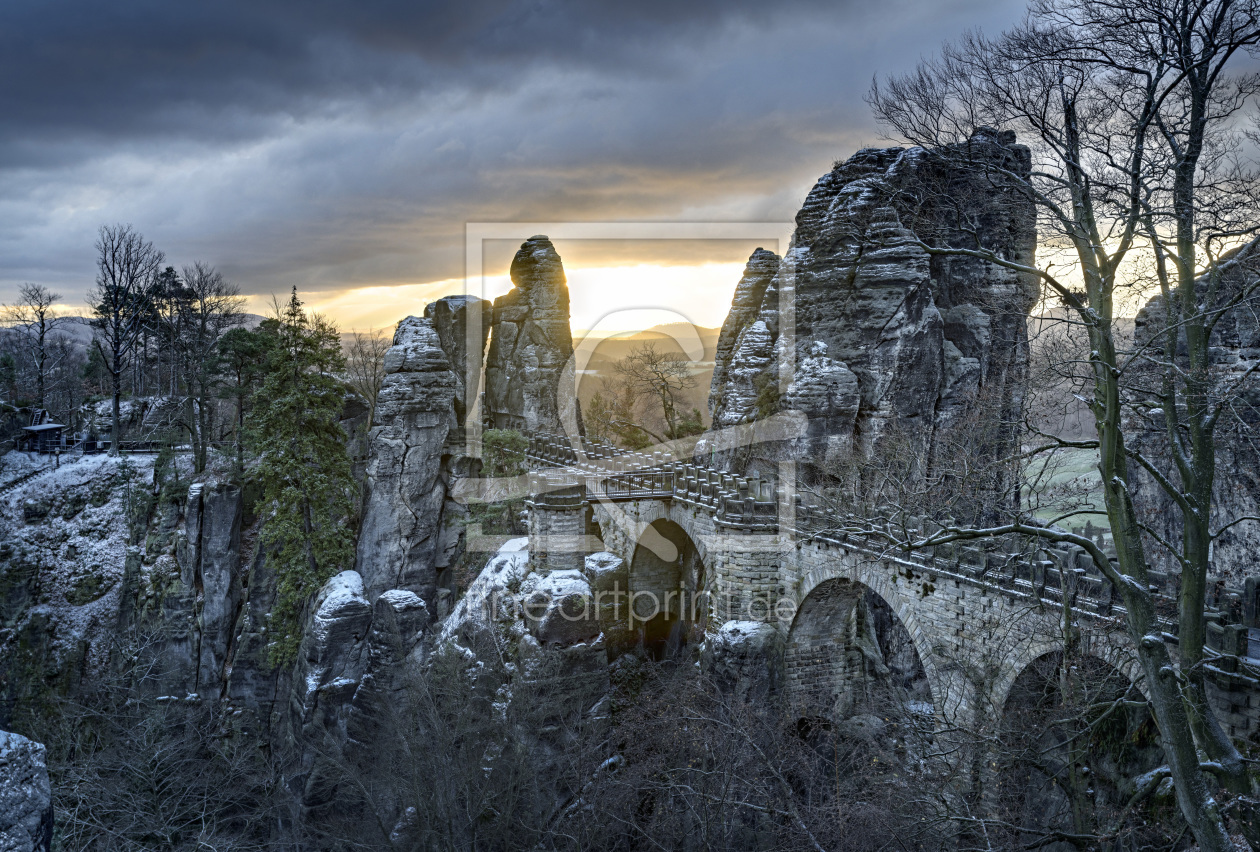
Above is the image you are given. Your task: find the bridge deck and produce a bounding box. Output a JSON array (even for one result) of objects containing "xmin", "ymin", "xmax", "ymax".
[{"xmin": 523, "ymin": 432, "xmax": 1184, "ymax": 629}]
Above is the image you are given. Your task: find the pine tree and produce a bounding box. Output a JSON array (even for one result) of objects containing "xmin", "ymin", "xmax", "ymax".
[
  {"xmin": 217, "ymin": 326, "xmax": 270, "ymax": 481},
  {"xmin": 250, "ymin": 288, "xmax": 356, "ymax": 665}
]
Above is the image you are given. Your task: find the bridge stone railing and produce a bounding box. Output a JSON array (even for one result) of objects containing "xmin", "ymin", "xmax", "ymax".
[
  {"xmin": 523, "ymin": 432, "xmax": 1182, "ymax": 626},
  {"xmin": 527, "ymin": 432, "xmax": 782, "ymax": 529}
]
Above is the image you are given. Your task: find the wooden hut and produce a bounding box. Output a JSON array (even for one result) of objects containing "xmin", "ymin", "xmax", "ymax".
[{"xmin": 19, "ymin": 422, "xmax": 66, "ymax": 453}]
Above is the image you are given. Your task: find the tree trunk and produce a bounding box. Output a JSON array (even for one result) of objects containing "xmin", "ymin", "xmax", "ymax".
[
  {"xmin": 36, "ymin": 321, "xmax": 46, "ymax": 411},
  {"xmin": 111, "ymin": 379, "xmax": 122, "ymax": 456}
]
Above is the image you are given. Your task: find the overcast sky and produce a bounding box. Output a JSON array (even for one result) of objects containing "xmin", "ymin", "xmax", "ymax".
[{"xmin": 0, "ymin": 0, "xmax": 1026, "ymax": 331}]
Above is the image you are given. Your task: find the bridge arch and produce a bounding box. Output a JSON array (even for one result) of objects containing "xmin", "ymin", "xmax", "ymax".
[
  {"xmin": 785, "ymin": 559, "xmax": 941, "ymax": 726},
  {"xmin": 627, "ymin": 517, "xmax": 709, "ymax": 659},
  {"xmin": 988, "ymin": 647, "xmax": 1160, "ymax": 841},
  {"xmin": 987, "ymin": 629, "xmax": 1145, "ymax": 723}
]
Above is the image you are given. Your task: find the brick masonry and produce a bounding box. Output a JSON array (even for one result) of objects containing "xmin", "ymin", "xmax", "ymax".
[{"xmin": 578, "ymin": 498, "xmax": 1147, "ymax": 734}]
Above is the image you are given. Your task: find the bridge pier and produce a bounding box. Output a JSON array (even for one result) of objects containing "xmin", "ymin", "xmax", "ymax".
[{"xmin": 526, "ymin": 475, "xmax": 589, "ymax": 575}]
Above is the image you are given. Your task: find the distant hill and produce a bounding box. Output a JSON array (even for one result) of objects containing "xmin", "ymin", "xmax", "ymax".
[{"xmin": 573, "ymin": 324, "xmax": 721, "ymax": 423}]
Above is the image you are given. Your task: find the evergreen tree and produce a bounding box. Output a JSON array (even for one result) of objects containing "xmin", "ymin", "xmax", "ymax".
[
  {"xmin": 217, "ymin": 326, "xmax": 270, "ymax": 481},
  {"xmin": 249, "ymin": 288, "xmax": 356, "ymax": 665}
]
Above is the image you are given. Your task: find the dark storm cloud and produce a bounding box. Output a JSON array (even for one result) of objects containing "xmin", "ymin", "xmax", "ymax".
[
  {"xmin": 0, "ymin": 0, "xmax": 847, "ymax": 164},
  {"xmin": 0, "ymin": 0, "xmax": 1025, "ymax": 308}
]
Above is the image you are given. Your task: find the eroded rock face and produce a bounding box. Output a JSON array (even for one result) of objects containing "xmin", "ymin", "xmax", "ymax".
[
  {"xmin": 357, "ymin": 316, "xmax": 457, "ymax": 604},
  {"xmin": 223, "ymin": 537, "xmax": 283, "ymax": 734},
  {"xmin": 424, "ymin": 296, "xmax": 493, "ymax": 607},
  {"xmin": 183, "ymin": 482, "xmax": 243, "ymax": 698},
  {"xmin": 709, "ymin": 248, "xmax": 781, "ymax": 420},
  {"xmin": 0, "ymin": 729, "xmax": 52, "ymax": 852},
  {"xmin": 522, "ymin": 569, "xmax": 600, "ymax": 646},
  {"xmin": 424, "ymin": 296, "xmax": 492, "ymax": 444},
  {"xmin": 435, "ymin": 539, "xmax": 610, "ymax": 819},
  {"xmin": 484, "ymin": 236, "xmax": 580, "ymax": 435},
  {"xmin": 348, "ymin": 589, "xmax": 429, "ymax": 725},
  {"xmin": 286, "ymin": 571, "xmax": 373, "ymax": 814},
  {"xmin": 700, "ymin": 129, "xmax": 1037, "ymax": 485},
  {"xmin": 702, "ymin": 620, "xmax": 783, "ymax": 704},
  {"xmin": 1127, "ymin": 239, "xmax": 1260, "ymax": 586},
  {"xmin": 0, "ymin": 456, "xmax": 153, "ymax": 724},
  {"xmin": 358, "ymin": 298, "xmax": 494, "ymax": 607}
]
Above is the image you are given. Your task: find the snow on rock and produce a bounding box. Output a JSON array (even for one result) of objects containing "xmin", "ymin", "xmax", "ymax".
[
  {"xmin": 703, "ymin": 619, "xmax": 784, "ymax": 702},
  {"xmin": 520, "ymin": 569, "xmax": 598, "ymax": 645},
  {"xmin": 378, "ymin": 588, "xmax": 425, "ymax": 609},
  {"xmin": 286, "ymin": 570, "xmax": 373, "ymax": 735},
  {"xmin": 436, "ymin": 539, "xmax": 606, "ymax": 681},
  {"xmin": 0, "ymin": 729, "xmax": 52, "ymax": 852},
  {"xmin": 581, "ymin": 552, "xmax": 628, "ymax": 649},
  {"xmin": 0, "ymin": 454, "xmax": 50, "ymax": 487},
  {"xmin": 358, "ymin": 589, "xmax": 429, "ymax": 689},
  {"xmin": 427, "ymin": 539, "xmax": 610, "ymax": 817},
  {"xmin": 303, "ymin": 571, "xmax": 372, "ymax": 691},
  {"xmin": 438, "ymin": 540, "xmax": 530, "ymax": 647},
  {"xmin": 716, "ymin": 620, "xmax": 773, "ymax": 643},
  {"xmin": 582, "ymin": 551, "xmax": 625, "ymax": 588},
  {"xmin": 0, "ymin": 453, "xmax": 154, "ymax": 682}
]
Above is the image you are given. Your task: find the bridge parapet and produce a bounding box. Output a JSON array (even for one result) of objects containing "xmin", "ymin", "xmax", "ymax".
[
  {"xmin": 526, "ymin": 433, "xmax": 782, "ymax": 531},
  {"xmin": 526, "ymin": 431, "xmax": 1150, "ymax": 622}
]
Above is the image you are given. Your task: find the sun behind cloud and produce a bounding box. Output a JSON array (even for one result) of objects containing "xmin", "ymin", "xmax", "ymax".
[{"xmin": 283, "ymin": 261, "xmax": 748, "ymax": 333}]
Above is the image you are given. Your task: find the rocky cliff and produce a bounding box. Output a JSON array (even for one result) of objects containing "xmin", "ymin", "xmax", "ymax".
[
  {"xmin": 1127, "ymin": 239, "xmax": 1260, "ymax": 586},
  {"xmin": 700, "ymin": 128, "xmax": 1038, "ymax": 490},
  {"xmin": 0, "ymin": 266, "xmax": 578, "ymax": 845},
  {"xmin": 355, "ymin": 315, "xmax": 457, "ymax": 605},
  {"xmin": 0, "ymin": 455, "xmax": 151, "ymax": 724},
  {"xmin": 356, "ymin": 296, "xmax": 491, "ymax": 607},
  {"xmin": 484, "ymin": 236, "xmax": 581, "ymax": 437},
  {"xmin": 0, "ymin": 730, "xmax": 51, "ymax": 852}
]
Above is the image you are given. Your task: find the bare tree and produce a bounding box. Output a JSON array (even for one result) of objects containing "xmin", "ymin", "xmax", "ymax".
[
  {"xmin": 2, "ymin": 283, "xmax": 67, "ymax": 413},
  {"xmin": 869, "ymin": 1, "xmax": 1260, "ymax": 846},
  {"xmin": 175, "ymin": 261, "xmax": 245, "ymax": 472},
  {"xmin": 586, "ymin": 375, "xmax": 657, "ymax": 448},
  {"xmin": 343, "ymin": 328, "xmax": 390, "ymax": 423},
  {"xmin": 611, "ymin": 340, "xmax": 701, "ymax": 441},
  {"xmin": 24, "ymin": 648, "xmax": 281, "ymax": 852},
  {"xmin": 88, "ymin": 224, "xmax": 165, "ymax": 454}
]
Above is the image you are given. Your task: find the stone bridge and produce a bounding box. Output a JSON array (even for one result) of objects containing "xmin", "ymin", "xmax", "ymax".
[{"xmin": 521, "ymin": 432, "xmax": 1155, "ymax": 735}]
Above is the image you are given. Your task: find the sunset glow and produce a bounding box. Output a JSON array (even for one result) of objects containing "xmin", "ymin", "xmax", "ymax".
[{"xmin": 254, "ymin": 261, "xmax": 751, "ymax": 333}]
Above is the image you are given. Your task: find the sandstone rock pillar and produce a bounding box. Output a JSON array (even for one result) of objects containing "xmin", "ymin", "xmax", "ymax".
[
  {"xmin": 356, "ymin": 316, "xmax": 456, "ymax": 604},
  {"xmin": 484, "ymin": 235, "xmax": 581, "ymax": 437}
]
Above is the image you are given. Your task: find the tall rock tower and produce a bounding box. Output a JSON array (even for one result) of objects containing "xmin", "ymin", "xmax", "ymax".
[
  {"xmin": 484, "ymin": 236, "xmax": 581, "ymax": 437},
  {"xmin": 700, "ymin": 128, "xmax": 1038, "ymax": 496},
  {"xmin": 356, "ymin": 295, "xmax": 491, "ymax": 605}
]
